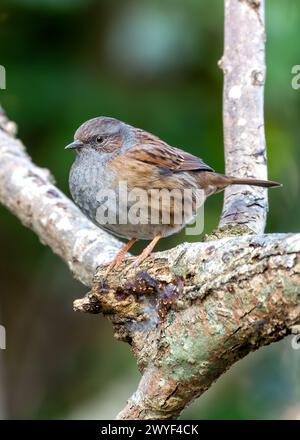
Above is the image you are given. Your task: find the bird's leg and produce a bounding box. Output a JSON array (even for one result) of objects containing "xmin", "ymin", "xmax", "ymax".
[
  {"xmin": 104, "ymin": 238, "xmax": 137, "ymax": 278},
  {"xmin": 122, "ymin": 233, "xmax": 161, "ymax": 275}
]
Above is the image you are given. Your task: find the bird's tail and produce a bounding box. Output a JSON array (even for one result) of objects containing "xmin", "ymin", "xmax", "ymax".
[
  {"xmin": 196, "ymin": 172, "xmax": 281, "ymax": 192},
  {"xmin": 225, "ymin": 175, "xmax": 281, "ymax": 188}
]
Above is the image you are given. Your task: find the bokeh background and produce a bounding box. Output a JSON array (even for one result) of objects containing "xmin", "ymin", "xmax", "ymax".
[{"xmin": 0, "ymin": 0, "xmax": 300, "ymax": 420}]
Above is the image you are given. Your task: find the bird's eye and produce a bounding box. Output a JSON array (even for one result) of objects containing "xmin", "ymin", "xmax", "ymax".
[{"xmin": 96, "ymin": 136, "xmax": 105, "ymax": 144}]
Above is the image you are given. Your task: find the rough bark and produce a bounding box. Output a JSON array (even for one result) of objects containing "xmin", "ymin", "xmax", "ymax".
[
  {"xmin": 219, "ymin": 0, "xmax": 268, "ymax": 234},
  {"xmin": 75, "ymin": 233, "xmax": 300, "ymax": 419}
]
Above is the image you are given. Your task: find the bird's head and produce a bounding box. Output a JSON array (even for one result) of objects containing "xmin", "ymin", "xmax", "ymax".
[{"xmin": 65, "ymin": 117, "xmax": 129, "ymax": 155}]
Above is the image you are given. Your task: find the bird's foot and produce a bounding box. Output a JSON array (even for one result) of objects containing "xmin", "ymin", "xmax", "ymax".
[
  {"xmin": 120, "ymin": 233, "xmax": 161, "ymax": 279},
  {"xmin": 103, "ymin": 238, "xmax": 137, "ymax": 281}
]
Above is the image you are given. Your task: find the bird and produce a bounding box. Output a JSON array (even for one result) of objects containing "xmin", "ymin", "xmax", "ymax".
[{"xmin": 66, "ymin": 116, "xmax": 280, "ymax": 277}]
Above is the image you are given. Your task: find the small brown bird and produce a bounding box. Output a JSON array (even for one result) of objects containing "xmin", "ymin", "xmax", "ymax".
[{"xmin": 66, "ymin": 117, "xmax": 280, "ymax": 276}]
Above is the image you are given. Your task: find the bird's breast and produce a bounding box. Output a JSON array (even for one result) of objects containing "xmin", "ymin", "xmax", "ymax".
[
  {"xmin": 69, "ymin": 155, "xmax": 116, "ymax": 221},
  {"xmin": 69, "ymin": 158, "xmax": 206, "ymax": 239}
]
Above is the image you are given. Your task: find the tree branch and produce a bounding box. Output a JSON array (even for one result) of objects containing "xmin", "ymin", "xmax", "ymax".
[
  {"xmin": 219, "ymin": 0, "xmax": 268, "ymax": 234},
  {"xmin": 75, "ymin": 233, "xmax": 300, "ymax": 419}
]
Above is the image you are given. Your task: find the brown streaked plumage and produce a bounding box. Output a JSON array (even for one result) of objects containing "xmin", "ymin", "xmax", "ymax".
[{"xmin": 66, "ymin": 117, "xmax": 281, "ymax": 277}]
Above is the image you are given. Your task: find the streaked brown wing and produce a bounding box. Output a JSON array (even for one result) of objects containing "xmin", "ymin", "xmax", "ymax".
[{"xmin": 126, "ymin": 134, "xmax": 214, "ymax": 173}]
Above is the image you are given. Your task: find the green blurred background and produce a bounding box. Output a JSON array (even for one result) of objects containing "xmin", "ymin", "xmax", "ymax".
[{"xmin": 0, "ymin": 0, "xmax": 299, "ymax": 420}]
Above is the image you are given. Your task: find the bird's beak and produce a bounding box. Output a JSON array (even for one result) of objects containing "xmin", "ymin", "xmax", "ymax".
[{"xmin": 65, "ymin": 140, "xmax": 83, "ymax": 150}]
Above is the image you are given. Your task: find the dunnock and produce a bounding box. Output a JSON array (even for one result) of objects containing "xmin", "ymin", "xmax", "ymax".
[{"xmin": 66, "ymin": 117, "xmax": 280, "ymax": 276}]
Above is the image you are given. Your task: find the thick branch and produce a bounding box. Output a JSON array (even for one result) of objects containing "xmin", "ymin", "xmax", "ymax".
[
  {"xmin": 75, "ymin": 233, "xmax": 300, "ymax": 419},
  {"xmin": 219, "ymin": 0, "xmax": 268, "ymax": 233},
  {"xmin": 0, "ymin": 108, "xmax": 122, "ymax": 286}
]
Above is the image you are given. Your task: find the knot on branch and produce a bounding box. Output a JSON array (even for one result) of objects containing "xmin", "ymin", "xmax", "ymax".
[
  {"xmin": 238, "ymin": 0, "xmax": 261, "ymax": 10},
  {"xmin": 74, "ymin": 264, "xmax": 186, "ymax": 344},
  {"xmin": 251, "ymin": 69, "xmax": 265, "ymax": 86}
]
